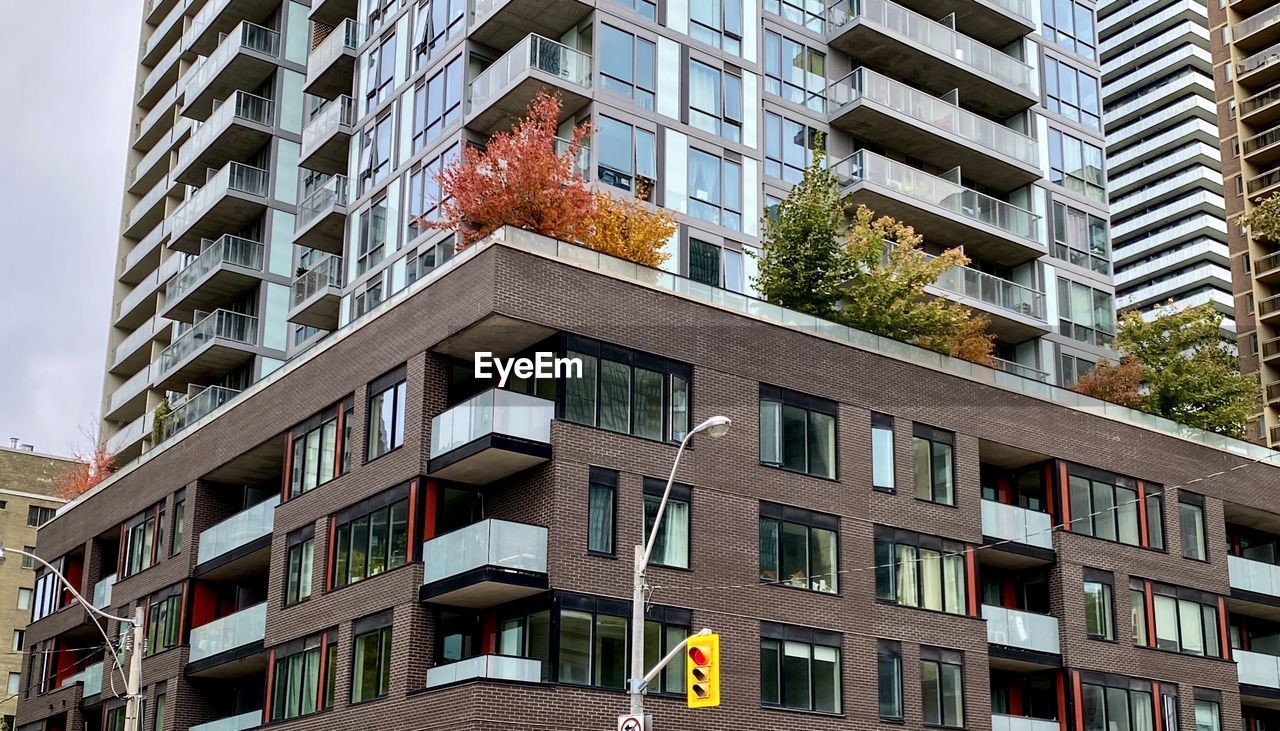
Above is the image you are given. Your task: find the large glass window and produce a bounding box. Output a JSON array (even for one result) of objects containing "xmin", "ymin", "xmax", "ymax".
[
  {"xmin": 874, "ymin": 527, "xmax": 968, "ymax": 615},
  {"xmin": 688, "ymin": 148, "xmax": 742, "ymax": 230},
  {"xmin": 600, "ymin": 26, "xmax": 655, "ymax": 110},
  {"xmin": 547, "ymin": 595, "xmax": 689, "ymax": 691},
  {"xmin": 759, "ymin": 502, "xmax": 839, "ymax": 593},
  {"xmin": 1081, "ymin": 675, "xmax": 1155, "ymax": 731},
  {"xmin": 760, "ymin": 623, "xmax": 842, "ymax": 713},
  {"xmin": 562, "ymin": 336, "xmax": 692, "ymax": 443},
  {"xmin": 689, "ymin": 0, "xmax": 744, "ymax": 55},
  {"xmin": 355, "ymin": 198, "xmax": 389, "ymax": 276},
  {"xmin": 878, "ymin": 640, "xmax": 903, "ymax": 719},
  {"xmin": 608, "ymin": 0, "xmax": 657, "ymax": 20},
  {"xmin": 27, "ymin": 506, "xmax": 54, "ymax": 527},
  {"xmin": 597, "ymin": 116, "xmax": 657, "ymax": 197},
  {"xmin": 366, "ymin": 368, "xmax": 407, "ymax": 460},
  {"xmin": 762, "ymin": 32, "xmax": 825, "ymax": 112},
  {"xmin": 1195, "ymin": 698, "xmax": 1221, "ymax": 731},
  {"xmin": 413, "ymin": 0, "xmax": 465, "ymax": 69},
  {"xmin": 1041, "ymin": 0, "xmax": 1096, "ymax": 59},
  {"xmin": 921, "ymin": 647, "xmax": 964, "ymax": 728},
  {"xmin": 1083, "ymin": 572, "xmax": 1114, "ymax": 640},
  {"xmin": 332, "ymin": 485, "xmax": 412, "ymax": 588},
  {"xmin": 764, "ymin": 0, "xmax": 824, "ymax": 31},
  {"xmin": 406, "ymin": 143, "xmax": 460, "ymax": 242},
  {"xmin": 759, "ymin": 385, "xmax": 837, "ymax": 479},
  {"xmin": 122, "ymin": 507, "xmax": 159, "ymax": 577},
  {"xmin": 364, "ymin": 34, "xmax": 397, "ymax": 108},
  {"xmin": 1132, "ymin": 580, "xmax": 1222, "ymax": 657},
  {"xmin": 1045, "ymin": 57, "xmax": 1100, "ymax": 129},
  {"xmin": 285, "ymin": 528, "xmax": 315, "ymax": 606},
  {"xmin": 357, "ymin": 114, "xmax": 394, "ymax": 196},
  {"xmin": 686, "ymin": 238, "xmax": 746, "ymax": 292},
  {"xmin": 170, "ymin": 492, "xmax": 184, "ymax": 555},
  {"xmin": 1049, "ymin": 129, "xmax": 1106, "ymax": 202},
  {"xmin": 764, "ymin": 113, "xmax": 819, "ymax": 184},
  {"xmin": 289, "ymin": 403, "xmax": 348, "ymax": 499},
  {"xmin": 688, "ymin": 61, "xmax": 743, "ymax": 142},
  {"xmin": 1067, "ymin": 468, "xmax": 1158, "ymax": 547},
  {"xmin": 913, "ymin": 424, "xmax": 955, "ymax": 505},
  {"xmin": 146, "ymin": 584, "xmax": 182, "ymax": 656},
  {"xmin": 588, "ymin": 467, "xmax": 617, "ymax": 556},
  {"xmin": 1052, "ymin": 202, "xmax": 1110, "ymax": 275},
  {"xmin": 351, "ymin": 615, "xmax": 393, "ymax": 704},
  {"xmin": 411, "ymin": 56, "xmax": 464, "ymax": 151},
  {"xmin": 643, "ymin": 480, "xmax": 691, "ymax": 569},
  {"xmin": 1179, "ymin": 493, "xmax": 1207, "ymax": 561},
  {"xmin": 271, "ymin": 630, "xmax": 336, "ymax": 721}
]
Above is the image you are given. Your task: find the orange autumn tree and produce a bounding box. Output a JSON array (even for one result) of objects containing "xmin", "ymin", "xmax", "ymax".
[
  {"xmin": 582, "ymin": 192, "xmax": 675, "ymax": 269},
  {"xmin": 55, "ymin": 439, "xmax": 116, "ymax": 500},
  {"xmin": 1072, "ymin": 357, "xmax": 1144, "ymax": 409}
]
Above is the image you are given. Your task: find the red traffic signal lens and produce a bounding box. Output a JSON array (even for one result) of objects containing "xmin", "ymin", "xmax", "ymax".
[{"xmin": 689, "ymin": 646, "xmax": 709, "ymax": 665}]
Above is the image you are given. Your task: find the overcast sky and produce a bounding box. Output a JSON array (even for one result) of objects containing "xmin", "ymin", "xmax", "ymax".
[{"xmin": 0, "ymin": 2, "xmax": 139, "ymax": 457}]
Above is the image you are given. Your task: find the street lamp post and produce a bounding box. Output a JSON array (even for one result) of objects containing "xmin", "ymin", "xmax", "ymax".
[
  {"xmin": 0, "ymin": 544, "xmax": 141, "ymax": 728},
  {"xmin": 628, "ymin": 415, "xmax": 731, "ymax": 717}
]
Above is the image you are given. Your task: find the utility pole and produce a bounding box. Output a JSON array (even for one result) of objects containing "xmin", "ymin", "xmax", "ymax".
[{"xmin": 123, "ymin": 606, "xmax": 144, "ymax": 731}]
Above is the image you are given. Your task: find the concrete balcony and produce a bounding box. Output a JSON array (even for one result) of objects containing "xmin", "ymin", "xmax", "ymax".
[
  {"xmin": 197, "ymin": 496, "xmax": 278, "ymax": 575},
  {"xmin": 467, "ymin": 34, "xmax": 592, "ymax": 135},
  {"xmin": 104, "ymin": 364, "xmax": 154, "ymax": 424},
  {"xmin": 136, "ymin": 86, "xmax": 180, "ymax": 149},
  {"xmin": 1106, "ymin": 118, "xmax": 1219, "ymax": 174},
  {"xmin": 826, "ymin": 0, "xmax": 1038, "ymax": 119},
  {"xmin": 1257, "ymin": 250, "xmax": 1280, "ymax": 284},
  {"xmin": 310, "ymin": 0, "xmax": 358, "ymax": 26},
  {"xmin": 182, "ymin": 22, "xmax": 282, "ymax": 122},
  {"xmin": 189, "ymin": 711, "xmax": 262, "ymax": 731},
  {"xmin": 106, "ymin": 411, "xmax": 154, "ymax": 461},
  {"xmin": 109, "ymin": 315, "xmax": 172, "ymax": 375},
  {"xmin": 1230, "ymin": 553, "xmax": 1280, "ymax": 599},
  {"xmin": 299, "ymin": 95, "xmax": 353, "ymax": 176},
  {"xmin": 1104, "ymin": 70, "xmax": 1212, "ymax": 129},
  {"xmin": 981, "ymin": 500, "xmax": 1053, "ymax": 564},
  {"xmin": 427, "ymin": 389, "xmax": 554, "ymax": 483},
  {"xmin": 832, "ymin": 150, "xmax": 1044, "ymax": 267},
  {"xmin": 992, "ymin": 715, "xmax": 1060, "ymax": 731},
  {"xmin": 1106, "ymin": 95, "xmax": 1216, "ymax": 150},
  {"xmin": 139, "ymin": 41, "xmax": 183, "ymax": 109},
  {"xmin": 468, "ymin": 0, "xmax": 592, "ymax": 49},
  {"xmin": 1245, "ymin": 125, "xmax": 1280, "ymax": 169},
  {"xmin": 289, "ymin": 254, "xmax": 343, "ymax": 330},
  {"xmin": 1116, "ymin": 262, "xmax": 1232, "ymax": 310},
  {"xmin": 168, "ymin": 161, "xmax": 271, "ymax": 254},
  {"xmin": 123, "ymin": 174, "xmax": 178, "ymax": 239},
  {"xmin": 1103, "ymin": 22, "xmax": 1208, "ymax": 80},
  {"xmin": 1102, "ymin": 44, "xmax": 1212, "ymax": 102},
  {"xmin": 1250, "ymin": 166, "xmax": 1280, "ymax": 199},
  {"xmin": 1107, "ymin": 142, "xmax": 1220, "ymax": 199},
  {"xmin": 928, "ymin": 256, "xmax": 1048, "ymax": 342},
  {"xmin": 1242, "ymin": 81, "xmax": 1280, "ymax": 127},
  {"xmin": 304, "ymin": 19, "xmax": 359, "ymax": 100},
  {"xmin": 897, "ymin": 0, "xmax": 1035, "ymax": 46},
  {"xmin": 992, "ymin": 357, "xmax": 1049, "ymax": 382},
  {"xmin": 982, "ymin": 605, "xmax": 1060, "ymax": 666},
  {"xmin": 154, "ymin": 309, "xmax": 258, "ymax": 391},
  {"xmin": 826, "ymin": 68, "xmax": 1041, "ymax": 193},
  {"xmin": 293, "ymin": 175, "xmax": 347, "ymax": 253},
  {"xmin": 1111, "ymin": 166, "xmax": 1222, "ymax": 217},
  {"xmin": 1109, "ymin": 193, "xmax": 1225, "ymax": 246},
  {"xmin": 1237, "ymin": 649, "xmax": 1280, "ymax": 692},
  {"xmin": 116, "ymin": 254, "xmax": 183, "ymax": 329},
  {"xmin": 161, "ymin": 384, "xmax": 241, "ymax": 441},
  {"xmin": 184, "ymin": 0, "xmax": 281, "ymax": 56},
  {"xmin": 162, "ymin": 235, "xmax": 265, "ymax": 322},
  {"xmin": 1100, "ymin": 3, "xmax": 1208, "ymax": 63},
  {"xmin": 127, "ymin": 121, "xmax": 188, "ymax": 196},
  {"xmin": 1236, "ymin": 6, "xmax": 1280, "ymax": 54},
  {"xmin": 1114, "ymin": 239, "xmax": 1229, "ymax": 287},
  {"xmin": 188, "ymin": 603, "xmax": 267, "ymax": 671},
  {"xmin": 420, "ymin": 519, "xmax": 549, "ymax": 608},
  {"xmin": 141, "ymin": 0, "xmax": 189, "ymax": 66},
  {"xmin": 1237, "ymin": 41, "xmax": 1280, "ymax": 89},
  {"xmin": 425, "ymin": 655, "xmax": 542, "ymax": 688},
  {"xmin": 174, "ymin": 92, "xmax": 275, "ymax": 186}
]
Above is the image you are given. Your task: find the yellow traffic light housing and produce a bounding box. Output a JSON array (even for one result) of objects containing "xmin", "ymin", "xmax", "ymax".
[{"xmin": 686, "ymin": 633, "xmax": 720, "ymax": 708}]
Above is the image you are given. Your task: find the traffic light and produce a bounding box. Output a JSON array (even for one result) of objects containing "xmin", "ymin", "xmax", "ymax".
[{"xmin": 686, "ymin": 633, "xmax": 720, "ymax": 708}]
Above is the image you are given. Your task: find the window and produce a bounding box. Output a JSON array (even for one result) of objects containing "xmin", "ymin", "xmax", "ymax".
[
  {"xmin": 599, "ymin": 26, "xmax": 655, "ymax": 110},
  {"xmin": 364, "ymin": 34, "xmax": 397, "ymax": 108},
  {"xmin": 411, "ymin": 56, "xmax": 463, "ymax": 151},
  {"xmin": 764, "ymin": 113, "xmax": 819, "ymax": 184},
  {"xmin": 1058, "ymin": 278, "xmax": 1115, "ymax": 347},
  {"xmin": 597, "ymin": 116, "xmax": 657, "ymax": 197},
  {"xmin": 588, "ymin": 467, "xmax": 617, "ymax": 556},
  {"xmin": 759, "ymin": 385, "xmax": 837, "ymax": 479},
  {"xmin": 351, "ymin": 614, "xmax": 393, "ymax": 703},
  {"xmin": 271, "ymin": 630, "xmax": 337, "ymax": 720},
  {"xmin": 1131, "ymin": 580, "xmax": 1222, "ymax": 657},
  {"xmin": 352, "ymin": 280, "xmax": 386, "ymax": 320},
  {"xmin": 406, "ymin": 143, "xmax": 460, "ymax": 241},
  {"xmin": 356, "ymin": 114, "xmax": 394, "ymax": 196},
  {"xmin": 688, "ymin": 61, "xmax": 743, "ymax": 143},
  {"xmin": 762, "ymin": 32, "xmax": 826, "ymax": 112},
  {"xmin": 875, "ymin": 527, "xmax": 968, "ymax": 614},
  {"xmin": 285, "ymin": 528, "xmax": 315, "ymax": 606},
  {"xmin": 760, "ymin": 622, "xmax": 842, "ymax": 713},
  {"xmin": 366, "ymin": 368, "xmax": 407, "ymax": 460},
  {"xmin": 1059, "ymin": 353, "xmax": 1095, "ymax": 388},
  {"xmin": 170, "ymin": 493, "xmax": 184, "ymax": 555},
  {"xmin": 1049, "ymin": 129, "xmax": 1106, "ymax": 202},
  {"xmin": 563, "ymin": 336, "xmax": 692, "ymax": 443},
  {"xmin": 609, "ymin": 0, "xmax": 657, "ymax": 19},
  {"xmin": 545, "ymin": 595, "xmax": 689, "ymax": 691},
  {"xmin": 331, "ymin": 484, "xmax": 412, "ymax": 588},
  {"xmin": 1083, "ymin": 571, "xmax": 1114, "ymax": 640},
  {"xmin": 872, "ymin": 413, "xmax": 895, "ymax": 491},
  {"xmin": 19, "ymin": 546, "xmax": 34, "ymax": 570},
  {"xmin": 413, "ymin": 0, "xmax": 465, "ymax": 68},
  {"xmin": 290, "ymin": 404, "xmax": 347, "ymax": 499},
  {"xmin": 1179, "ymin": 492, "xmax": 1207, "ymax": 561},
  {"xmin": 355, "ymin": 198, "xmax": 389, "ymax": 276},
  {"xmin": 153, "ymin": 692, "xmax": 166, "ymax": 731},
  {"xmin": 642, "ymin": 606, "xmax": 691, "ymax": 695},
  {"xmin": 1045, "ymin": 57, "xmax": 1100, "ymax": 129},
  {"xmin": 27, "ymin": 506, "xmax": 54, "ymax": 527},
  {"xmin": 688, "ymin": 148, "xmax": 742, "ymax": 230},
  {"xmin": 31, "ymin": 567, "xmax": 63, "ymax": 621},
  {"xmin": 913, "ymin": 424, "xmax": 955, "ymax": 505},
  {"xmin": 1052, "ymin": 202, "xmax": 1110, "ymax": 274},
  {"xmin": 643, "ymin": 479, "xmax": 691, "ymax": 568},
  {"xmin": 404, "ymin": 236, "xmax": 457, "ymax": 286},
  {"xmin": 6, "ymin": 673, "xmax": 18, "ymax": 696},
  {"xmin": 1080, "ymin": 676, "xmax": 1156, "ymax": 731},
  {"xmin": 1195, "ymin": 697, "xmax": 1221, "ymax": 731},
  {"xmin": 146, "ymin": 584, "xmax": 182, "ymax": 656},
  {"xmin": 122, "ymin": 506, "xmax": 160, "ymax": 577},
  {"xmin": 878, "ymin": 640, "xmax": 902, "ymax": 719},
  {"xmin": 1066, "ymin": 467, "xmax": 1161, "ymax": 548},
  {"xmin": 688, "ymin": 238, "xmax": 746, "ymax": 292},
  {"xmin": 765, "ymin": 0, "xmax": 825, "ymax": 31},
  {"xmin": 759, "ymin": 502, "xmax": 838, "ymax": 593},
  {"xmin": 689, "ymin": 0, "xmax": 743, "ymax": 54},
  {"xmin": 10, "ymin": 630, "xmax": 22, "ymax": 652},
  {"xmin": 1041, "ymin": 0, "xmax": 1096, "ymax": 59},
  {"xmin": 921, "ymin": 647, "xmax": 964, "ymax": 728}
]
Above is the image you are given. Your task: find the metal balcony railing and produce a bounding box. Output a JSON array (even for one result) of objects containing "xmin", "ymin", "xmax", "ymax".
[
  {"xmin": 297, "ymin": 175, "xmax": 348, "ymax": 230},
  {"xmin": 308, "ymin": 19, "xmax": 360, "ymax": 77},
  {"xmin": 303, "ymin": 95, "xmax": 354, "ymax": 147},
  {"xmin": 157, "ymin": 309, "xmax": 257, "ymax": 375},
  {"xmin": 169, "ymin": 162, "xmax": 270, "ymax": 237},
  {"xmin": 185, "ymin": 22, "xmax": 281, "ymax": 97},
  {"xmin": 163, "ymin": 384, "xmax": 241, "ymax": 440},
  {"xmin": 292, "ymin": 254, "xmax": 343, "ymax": 307},
  {"xmin": 178, "ymin": 92, "xmax": 275, "ymax": 173},
  {"xmin": 166, "ymin": 235, "xmax": 265, "ymax": 304},
  {"xmin": 470, "ymin": 34, "xmax": 592, "ymax": 113}
]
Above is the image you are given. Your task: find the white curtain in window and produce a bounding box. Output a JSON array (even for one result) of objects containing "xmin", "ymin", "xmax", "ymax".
[
  {"xmin": 661, "ymin": 500, "xmax": 690, "ymax": 567},
  {"xmin": 896, "ymin": 545, "xmax": 918, "ymax": 607}
]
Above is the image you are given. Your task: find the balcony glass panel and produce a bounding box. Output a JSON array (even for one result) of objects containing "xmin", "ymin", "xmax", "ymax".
[
  {"xmin": 1238, "ymin": 648, "xmax": 1280, "ymax": 688},
  {"xmin": 82, "ymin": 662, "xmax": 103, "ymax": 697},
  {"xmin": 158, "ymin": 310, "xmax": 257, "ymax": 375},
  {"xmin": 188, "ymin": 602, "xmax": 267, "ymax": 662},
  {"xmin": 424, "ymin": 655, "xmax": 542, "ymax": 687},
  {"xmin": 992, "ymin": 358, "xmax": 1049, "ymax": 381},
  {"xmin": 186, "ymin": 22, "xmax": 281, "ymax": 96},
  {"xmin": 169, "ymin": 163, "xmax": 270, "ymax": 238},
  {"xmin": 166, "ymin": 236, "xmax": 265, "ymax": 303},
  {"xmin": 297, "ymin": 175, "xmax": 348, "ymax": 230},
  {"xmin": 991, "ymin": 715, "xmax": 1061, "ymax": 731},
  {"xmin": 981, "ymin": 499, "xmax": 1053, "ymax": 548},
  {"xmin": 553, "ymin": 136, "xmax": 590, "ymax": 180},
  {"xmin": 1238, "ymin": 7, "xmax": 1280, "ymax": 42},
  {"xmin": 926, "ymin": 252, "xmax": 1045, "ymax": 319},
  {"xmin": 422, "ymin": 519, "xmax": 548, "ymax": 584},
  {"xmin": 308, "ymin": 19, "xmax": 360, "ymax": 77},
  {"xmin": 303, "ymin": 95, "xmax": 354, "ymax": 146},
  {"xmin": 470, "ymin": 34, "xmax": 591, "ymax": 112},
  {"xmin": 197, "ymin": 496, "xmax": 280, "ymax": 564},
  {"xmin": 163, "ymin": 385, "xmax": 242, "ymax": 440},
  {"xmin": 1229, "ymin": 554, "xmax": 1280, "ymax": 596},
  {"xmin": 178, "ymin": 92, "xmax": 275, "ymax": 172},
  {"xmin": 189, "ymin": 711, "xmax": 261, "ymax": 731},
  {"xmin": 92, "ymin": 573, "xmax": 117, "ymax": 609},
  {"xmin": 292, "ymin": 254, "xmax": 343, "ymax": 307},
  {"xmin": 430, "ymin": 389, "xmax": 554, "ymax": 457},
  {"xmin": 982, "ymin": 605, "xmax": 1060, "ymax": 654}
]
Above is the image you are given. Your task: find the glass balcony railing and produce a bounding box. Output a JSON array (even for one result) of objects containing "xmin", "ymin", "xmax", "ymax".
[
  {"xmin": 832, "ymin": 150, "xmax": 1041, "ymax": 242},
  {"xmin": 470, "ymin": 34, "xmax": 592, "ymax": 113},
  {"xmin": 992, "ymin": 358, "xmax": 1049, "ymax": 382},
  {"xmin": 117, "ymin": 269, "xmax": 162, "ymax": 321},
  {"xmin": 1251, "ymin": 167, "xmax": 1280, "ymax": 195},
  {"xmin": 1247, "ymin": 127, "xmax": 1280, "ymax": 155},
  {"xmin": 1229, "ymin": 554, "xmax": 1280, "ymax": 596},
  {"xmin": 992, "ymin": 715, "xmax": 1060, "ymax": 731},
  {"xmin": 163, "ymin": 385, "xmax": 242, "ymax": 440},
  {"xmin": 144, "ymin": 0, "xmax": 189, "ymax": 58},
  {"xmin": 1239, "ymin": 42, "xmax": 1280, "ymax": 77},
  {"xmin": 140, "ymin": 43, "xmax": 182, "ymax": 99},
  {"xmin": 982, "ymin": 605, "xmax": 1060, "ymax": 654},
  {"xmin": 430, "ymin": 389, "xmax": 554, "ymax": 458},
  {"xmin": 827, "ymin": 69, "xmax": 1039, "ymax": 167},
  {"xmin": 178, "ymin": 92, "xmax": 275, "ymax": 174},
  {"xmin": 302, "ymin": 95, "xmax": 354, "ymax": 150},
  {"xmin": 297, "ymin": 175, "xmax": 348, "ymax": 230},
  {"xmin": 166, "ymin": 235, "xmax": 265, "ymax": 304},
  {"xmin": 185, "ymin": 0, "xmax": 231, "ymax": 49},
  {"xmin": 827, "ymin": 0, "xmax": 1036, "ymax": 95},
  {"xmin": 185, "ymin": 22, "xmax": 281, "ymax": 99},
  {"xmin": 108, "ymin": 365, "xmax": 152, "ymax": 415},
  {"xmin": 169, "ymin": 162, "xmax": 270, "ymax": 239},
  {"xmin": 292, "ymin": 254, "xmax": 343, "ymax": 307},
  {"xmin": 308, "ymin": 19, "xmax": 360, "ymax": 78},
  {"xmin": 422, "ymin": 519, "xmax": 548, "ymax": 585},
  {"xmin": 189, "ymin": 711, "xmax": 261, "ymax": 731},
  {"xmin": 981, "ymin": 499, "xmax": 1053, "ymax": 548},
  {"xmin": 112, "ymin": 316, "xmax": 168, "ymax": 368},
  {"xmin": 1237, "ymin": 649, "xmax": 1280, "ymax": 688},
  {"xmin": 92, "ymin": 573, "xmax": 117, "ymax": 609},
  {"xmin": 1237, "ymin": 6, "xmax": 1280, "ymax": 42},
  {"xmin": 158, "ymin": 309, "xmax": 257, "ymax": 376},
  {"xmin": 425, "ymin": 655, "xmax": 542, "ymax": 688},
  {"xmin": 82, "ymin": 661, "xmax": 103, "ymax": 697},
  {"xmin": 1244, "ymin": 81, "xmax": 1280, "ymax": 115},
  {"xmin": 926, "ymin": 252, "xmax": 1045, "ymax": 320},
  {"xmin": 126, "ymin": 176, "xmax": 171, "ymax": 232},
  {"xmin": 198, "ymin": 496, "xmax": 279, "ymax": 564},
  {"xmin": 189, "ymin": 603, "xmax": 267, "ymax": 662}
]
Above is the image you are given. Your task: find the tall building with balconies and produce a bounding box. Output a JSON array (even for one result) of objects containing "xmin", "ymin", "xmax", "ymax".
[{"xmin": 1098, "ymin": 0, "xmax": 1234, "ymax": 340}]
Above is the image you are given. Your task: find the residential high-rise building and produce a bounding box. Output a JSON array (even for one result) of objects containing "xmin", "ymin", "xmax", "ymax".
[
  {"xmin": 1099, "ymin": 0, "xmax": 1234, "ymax": 338},
  {"xmin": 1212, "ymin": 0, "xmax": 1280, "ymax": 444},
  {"xmin": 0, "ymin": 444, "xmax": 70, "ymax": 731}
]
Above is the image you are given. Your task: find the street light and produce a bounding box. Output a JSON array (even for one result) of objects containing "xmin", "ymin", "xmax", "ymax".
[
  {"xmin": 629, "ymin": 415, "xmax": 731, "ymax": 716},
  {"xmin": 0, "ymin": 543, "xmax": 142, "ymax": 728}
]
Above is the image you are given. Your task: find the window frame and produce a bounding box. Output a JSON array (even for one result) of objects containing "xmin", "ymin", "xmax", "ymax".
[
  {"xmin": 759, "ymin": 501, "xmax": 839, "ymax": 594},
  {"xmin": 330, "ymin": 483, "xmax": 414, "ymax": 589},
  {"xmin": 285, "ymin": 527, "xmax": 316, "ymax": 607},
  {"xmin": 366, "ymin": 367, "xmax": 407, "ymax": 462},
  {"xmin": 762, "ymin": 30, "xmax": 826, "ymax": 112},
  {"xmin": 920, "ymin": 646, "xmax": 965, "ymax": 728},
  {"xmin": 145, "ymin": 583, "xmax": 184, "ymax": 657},
  {"xmin": 1179, "ymin": 492, "xmax": 1208, "ymax": 562},
  {"xmin": 561, "ymin": 335, "xmax": 693, "ymax": 445},
  {"xmin": 1083, "ymin": 569, "xmax": 1115, "ymax": 641},
  {"xmin": 878, "ymin": 640, "xmax": 903, "ymax": 720},
  {"xmin": 642, "ymin": 479, "xmax": 692, "ymax": 569},
  {"xmin": 270, "ymin": 629, "xmax": 337, "ymax": 721},
  {"xmin": 872, "ymin": 413, "xmax": 896, "ymax": 492},
  {"xmin": 874, "ymin": 526, "xmax": 970, "ymax": 616},
  {"xmin": 759, "ymin": 621, "xmax": 843, "ymax": 714},
  {"xmin": 587, "ymin": 467, "xmax": 618, "ymax": 557},
  {"xmin": 913, "ymin": 424, "xmax": 956, "ymax": 506},
  {"xmin": 759, "ymin": 384, "xmax": 838, "ymax": 480},
  {"xmin": 350, "ymin": 612, "xmax": 394, "ymax": 704},
  {"xmin": 289, "ymin": 401, "xmax": 350, "ymax": 500}
]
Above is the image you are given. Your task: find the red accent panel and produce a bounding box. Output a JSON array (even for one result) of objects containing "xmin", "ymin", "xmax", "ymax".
[
  {"xmin": 482, "ymin": 612, "xmax": 497, "ymax": 654},
  {"xmin": 334, "ymin": 408, "xmax": 346, "ymax": 477},
  {"xmin": 317, "ymin": 633, "xmax": 329, "ymax": 710},
  {"xmin": 1219, "ymin": 596, "xmax": 1231, "ymax": 660},
  {"xmin": 998, "ymin": 474, "xmax": 1013, "ymax": 505},
  {"xmin": 1137, "ymin": 481, "xmax": 1150, "ymax": 548},
  {"xmin": 1001, "ymin": 579, "xmax": 1018, "ymax": 609},
  {"xmin": 53, "ymin": 640, "xmax": 77, "ymax": 686},
  {"xmin": 1058, "ymin": 462, "xmax": 1071, "ymax": 529},
  {"xmin": 1009, "ymin": 684, "xmax": 1024, "ymax": 716},
  {"xmin": 264, "ymin": 649, "xmax": 276, "ymax": 723},
  {"xmin": 1071, "ymin": 671, "xmax": 1084, "ymax": 731},
  {"xmin": 1152, "ymin": 683, "xmax": 1164, "ymax": 731},
  {"xmin": 423, "ymin": 480, "xmax": 439, "ymax": 541},
  {"xmin": 966, "ymin": 549, "xmax": 979, "ymax": 616},
  {"xmin": 62, "ymin": 556, "xmax": 83, "ymax": 608},
  {"xmin": 190, "ymin": 582, "xmax": 218, "ymax": 629},
  {"xmin": 281, "ymin": 432, "xmax": 294, "ymax": 502},
  {"xmin": 117, "ymin": 524, "xmax": 128, "ymax": 577},
  {"xmin": 1144, "ymin": 582, "xmax": 1156, "ymax": 645},
  {"xmin": 326, "ymin": 516, "xmax": 337, "ymax": 591},
  {"xmin": 407, "ymin": 479, "xmax": 419, "ymax": 561},
  {"xmin": 1056, "ymin": 671, "xmax": 1068, "ymax": 731}
]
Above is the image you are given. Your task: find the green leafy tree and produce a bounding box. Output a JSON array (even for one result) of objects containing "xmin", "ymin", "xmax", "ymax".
[
  {"xmin": 1075, "ymin": 303, "xmax": 1256, "ymax": 437},
  {"xmin": 1243, "ymin": 192, "xmax": 1280, "ymax": 241}
]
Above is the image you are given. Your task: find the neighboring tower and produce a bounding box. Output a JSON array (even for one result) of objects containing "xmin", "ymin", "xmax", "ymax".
[
  {"xmin": 0, "ymin": 442, "xmax": 70, "ymax": 731},
  {"xmin": 1211, "ymin": 0, "xmax": 1280, "ymax": 443},
  {"xmin": 1099, "ymin": 0, "xmax": 1233, "ymax": 339}
]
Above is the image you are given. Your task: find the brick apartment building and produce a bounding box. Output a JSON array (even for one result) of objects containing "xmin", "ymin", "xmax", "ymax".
[
  {"xmin": 0, "ymin": 445, "xmax": 71, "ymax": 731},
  {"xmin": 15, "ymin": 229, "xmax": 1280, "ymax": 731}
]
